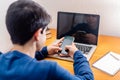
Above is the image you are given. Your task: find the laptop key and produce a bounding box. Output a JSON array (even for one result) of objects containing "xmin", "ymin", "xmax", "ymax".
[{"xmin": 75, "ymin": 44, "xmax": 92, "ymax": 54}]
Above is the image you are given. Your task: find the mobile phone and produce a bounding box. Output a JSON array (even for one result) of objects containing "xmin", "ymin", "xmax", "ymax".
[{"xmin": 59, "ymin": 36, "xmax": 74, "ymax": 54}]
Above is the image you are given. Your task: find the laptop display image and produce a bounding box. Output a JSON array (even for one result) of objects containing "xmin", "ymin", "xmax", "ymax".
[{"xmin": 49, "ymin": 11, "xmax": 100, "ymax": 61}]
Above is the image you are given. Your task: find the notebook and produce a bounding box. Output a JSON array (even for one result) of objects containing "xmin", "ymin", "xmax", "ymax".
[
  {"xmin": 48, "ymin": 11, "xmax": 100, "ymax": 61},
  {"xmin": 93, "ymin": 51, "xmax": 120, "ymax": 76}
]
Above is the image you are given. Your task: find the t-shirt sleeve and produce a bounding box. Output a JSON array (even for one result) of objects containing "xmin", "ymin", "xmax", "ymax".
[
  {"xmin": 73, "ymin": 50, "xmax": 94, "ymax": 80},
  {"xmin": 35, "ymin": 47, "xmax": 48, "ymax": 60}
]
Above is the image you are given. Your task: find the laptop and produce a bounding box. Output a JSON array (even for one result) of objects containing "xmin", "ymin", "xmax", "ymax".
[{"xmin": 48, "ymin": 11, "xmax": 100, "ymax": 61}]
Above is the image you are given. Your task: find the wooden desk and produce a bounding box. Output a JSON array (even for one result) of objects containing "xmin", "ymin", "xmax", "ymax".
[{"xmin": 45, "ymin": 29, "xmax": 120, "ymax": 80}]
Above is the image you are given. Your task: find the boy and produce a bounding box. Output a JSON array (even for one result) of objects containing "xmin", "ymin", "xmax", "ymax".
[{"xmin": 0, "ymin": 0, "xmax": 94, "ymax": 80}]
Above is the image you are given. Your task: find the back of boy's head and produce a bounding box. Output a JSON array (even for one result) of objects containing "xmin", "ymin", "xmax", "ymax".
[{"xmin": 6, "ymin": 0, "xmax": 51, "ymax": 45}]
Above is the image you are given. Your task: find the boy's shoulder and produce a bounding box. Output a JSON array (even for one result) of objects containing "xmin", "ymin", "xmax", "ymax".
[{"xmin": 34, "ymin": 59, "xmax": 57, "ymax": 67}]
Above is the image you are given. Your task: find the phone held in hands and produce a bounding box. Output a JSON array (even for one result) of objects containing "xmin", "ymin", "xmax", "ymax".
[{"xmin": 59, "ymin": 36, "xmax": 74, "ymax": 54}]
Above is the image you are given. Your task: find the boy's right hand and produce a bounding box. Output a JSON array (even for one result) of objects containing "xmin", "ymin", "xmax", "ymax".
[
  {"xmin": 59, "ymin": 43, "xmax": 78, "ymax": 58},
  {"xmin": 65, "ymin": 43, "xmax": 78, "ymax": 58}
]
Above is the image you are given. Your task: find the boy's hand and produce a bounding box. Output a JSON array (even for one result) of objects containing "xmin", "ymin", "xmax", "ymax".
[
  {"xmin": 47, "ymin": 38, "xmax": 64, "ymax": 55},
  {"xmin": 59, "ymin": 43, "xmax": 78, "ymax": 58},
  {"xmin": 65, "ymin": 43, "xmax": 78, "ymax": 58}
]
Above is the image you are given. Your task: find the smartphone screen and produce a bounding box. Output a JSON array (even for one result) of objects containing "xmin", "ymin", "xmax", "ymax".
[{"xmin": 60, "ymin": 36, "xmax": 74, "ymax": 54}]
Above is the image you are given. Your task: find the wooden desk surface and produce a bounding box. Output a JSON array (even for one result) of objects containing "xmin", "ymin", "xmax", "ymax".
[{"xmin": 45, "ymin": 29, "xmax": 120, "ymax": 80}]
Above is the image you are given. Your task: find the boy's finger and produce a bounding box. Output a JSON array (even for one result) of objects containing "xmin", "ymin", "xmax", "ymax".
[
  {"xmin": 58, "ymin": 43, "xmax": 62, "ymax": 47},
  {"xmin": 57, "ymin": 37, "xmax": 64, "ymax": 44}
]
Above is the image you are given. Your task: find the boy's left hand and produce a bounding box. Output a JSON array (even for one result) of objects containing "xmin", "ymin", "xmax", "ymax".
[{"xmin": 47, "ymin": 38, "xmax": 64, "ymax": 55}]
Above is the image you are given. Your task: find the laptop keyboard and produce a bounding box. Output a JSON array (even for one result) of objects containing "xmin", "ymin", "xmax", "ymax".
[{"xmin": 75, "ymin": 44, "xmax": 92, "ymax": 54}]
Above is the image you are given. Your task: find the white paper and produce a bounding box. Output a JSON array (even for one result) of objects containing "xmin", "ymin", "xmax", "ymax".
[{"xmin": 93, "ymin": 51, "xmax": 120, "ymax": 76}]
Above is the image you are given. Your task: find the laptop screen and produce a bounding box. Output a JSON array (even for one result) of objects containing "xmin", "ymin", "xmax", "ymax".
[{"xmin": 57, "ymin": 12, "xmax": 100, "ymax": 45}]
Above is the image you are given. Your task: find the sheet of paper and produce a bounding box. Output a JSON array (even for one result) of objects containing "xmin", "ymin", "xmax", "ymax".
[{"xmin": 93, "ymin": 51, "xmax": 120, "ymax": 76}]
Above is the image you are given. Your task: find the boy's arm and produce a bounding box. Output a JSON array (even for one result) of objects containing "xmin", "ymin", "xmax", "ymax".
[
  {"xmin": 73, "ymin": 51, "xmax": 94, "ymax": 80},
  {"xmin": 35, "ymin": 46, "xmax": 48, "ymax": 60},
  {"xmin": 51, "ymin": 51, "xmax": 94, "ymax": 80}
]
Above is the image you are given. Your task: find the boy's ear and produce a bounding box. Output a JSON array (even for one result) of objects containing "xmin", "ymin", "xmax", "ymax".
[{"xmin": 34, "ymin": 28, "xmax": 42, "ymax": 41}]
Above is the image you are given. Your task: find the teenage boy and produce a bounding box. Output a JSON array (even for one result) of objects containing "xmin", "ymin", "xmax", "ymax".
[{"xmin": 0, "ymin": 0, "xmax": 94, "ymax": 80}]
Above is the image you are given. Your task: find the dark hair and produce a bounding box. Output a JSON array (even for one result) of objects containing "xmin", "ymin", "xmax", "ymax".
[{"xmin": 6, "ymin": 0, "xmax": 51, "ymax": 45}]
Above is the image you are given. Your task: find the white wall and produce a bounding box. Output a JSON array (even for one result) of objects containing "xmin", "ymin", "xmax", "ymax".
[
  {"xmin": 37, "ymin": 0, "xmax": 120, "ymax": 37},
  {"xmin": 0, "ymin": 0, "xmax": 16, "ymax": 52},
  {"xmin": 0, "ymin": 0, "xmax": 120, "ymax": 52}
]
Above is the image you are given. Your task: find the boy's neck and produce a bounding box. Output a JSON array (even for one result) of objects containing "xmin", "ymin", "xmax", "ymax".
[{"xmin": 11, "ymin": 43, "xmax": 36, "ymax": 58}]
